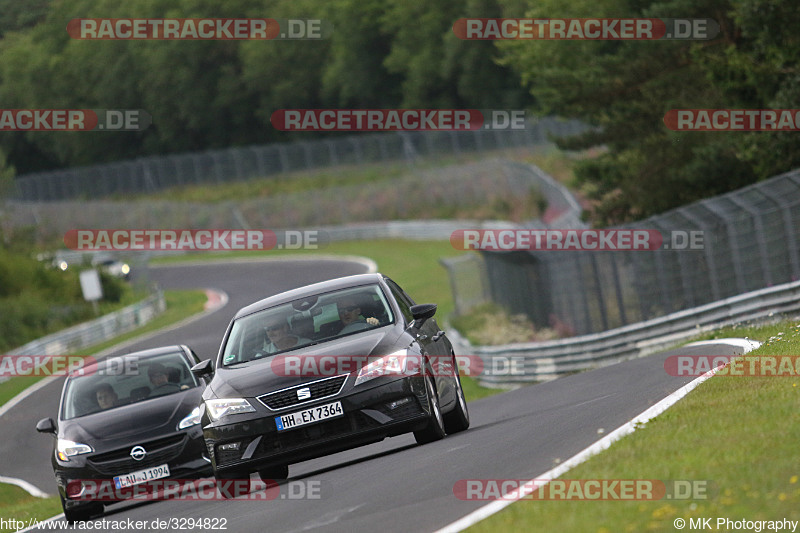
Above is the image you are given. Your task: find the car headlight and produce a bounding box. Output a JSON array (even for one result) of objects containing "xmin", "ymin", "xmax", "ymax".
[
  {"xmin": 120, "ymin": 263, "xmax": 131, "ymax": 275},
  {"xmin": 205, "ymin": 399, "xmax": 256, "ymax": 421},
  {"xmin": 56, "ymin": 439, "xmax": 93, "ymax": 462},
  {"xmin": 177, "ymin": 406, "xmax": 202, "ymax": 430},
  {"xmin": 355, "ymin": 350, "xmax": 420, "ymax": 386}
]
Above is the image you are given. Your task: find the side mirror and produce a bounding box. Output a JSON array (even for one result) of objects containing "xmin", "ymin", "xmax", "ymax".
[
  {"xmin": 190, "ymin": 359, "xmax": 214, "ymax": 379},
  {"xmin": 409, "ymin": 304, "xmax": 437, "ymax": 328},
  {"xmin": 36, "ymin": 417, "xmax": 56, "ymax": 434}
]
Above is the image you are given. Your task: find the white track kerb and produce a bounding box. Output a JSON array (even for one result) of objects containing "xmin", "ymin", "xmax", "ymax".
[{"xmin": 434, "ymin": 339, "xmax": 761, "ymax": 533}]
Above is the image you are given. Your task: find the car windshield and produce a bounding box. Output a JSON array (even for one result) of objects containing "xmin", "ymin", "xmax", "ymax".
[
  {"xmin": 61, "ymin": 351, "xmax": 199, "ymax": 419},
  {"xmin": 222, "ymin": 284, "xmax": 394, "ymax": 366}
]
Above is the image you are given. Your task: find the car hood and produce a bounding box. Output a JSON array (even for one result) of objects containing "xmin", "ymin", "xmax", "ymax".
[
  {"xmin": 209, "ymin": 327, "xmax": 405, "ymax": 398},
  {"xmin": 59, "ymin": 388, "xmax": 202, "ymax": 448}
]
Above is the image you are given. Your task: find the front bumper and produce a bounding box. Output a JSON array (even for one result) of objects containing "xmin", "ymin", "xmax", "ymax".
[
  {"xmin": 204, "ymin": 376, "xmax": 431, "ymax": 476},
  {"xmin": 55, "ymin": 429, "xmax": 212, "ymax": 510}
]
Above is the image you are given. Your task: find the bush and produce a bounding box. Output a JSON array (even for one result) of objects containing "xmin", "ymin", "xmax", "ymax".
[
  {"xmin": 98, "ymin": 270, "xmax": 124, "ymax": 303},
  {"xmin": 451, "ymin": 303, "xmax": 560, "ymax": 346},
  {"xmin": 0, "ymin": 243, "xmax": 129, "ymax": 350}
]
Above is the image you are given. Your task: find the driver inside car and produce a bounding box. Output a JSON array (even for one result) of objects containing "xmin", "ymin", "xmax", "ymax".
[
  {"xmin": 148, "ymin": 363, "xmax": 180, "ymax": 396},
  {"xmin": 337, "ymin": 296, "xmax": 380, "ymax": 334}
]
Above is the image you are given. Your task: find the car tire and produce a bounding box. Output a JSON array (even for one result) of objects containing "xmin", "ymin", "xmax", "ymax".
[
  {"xmin": 258, "ymin": 465, "xmax": 289, "ymax": 482},
  {"xmin": 443, "ymin": 354, "xmax": 470, "ymax": 434},
  {"xmin": 215, "ymin": 470, "xmax": 251, "ymax": 499},
  {"xmin": 61, "ymin": 496, "xmax": 102, "ymax": 523},
  {"xmin": 413, "ymin": 374, "xmax": 446, "ymax": 445}
]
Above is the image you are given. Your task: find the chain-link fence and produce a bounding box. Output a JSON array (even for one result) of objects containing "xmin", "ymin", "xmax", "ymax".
[
  {"xmin": 441, "ymin": 160, "xmax": 586, "ymax": 318},
  {"xmin": 3, "ymin": 159, "xmax": 562, "ymax": 242},
  {"xmin": 446, "ymin": 168, "xmax": 800, "ymax": 336},
  {"xmin": 10, "ymin": 118, "xmax": 586, "ymax": 201}
]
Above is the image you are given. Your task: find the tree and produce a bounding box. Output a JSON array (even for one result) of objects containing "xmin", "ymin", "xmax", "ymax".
[{"xmin": 498, "ymin": 0, "xmax": 797, "ymax": 225}]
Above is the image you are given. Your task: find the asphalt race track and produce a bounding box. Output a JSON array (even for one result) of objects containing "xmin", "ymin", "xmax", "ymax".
[{"xmin": 0, "ymin": 258, "xmax": 746, "ymax": 532}]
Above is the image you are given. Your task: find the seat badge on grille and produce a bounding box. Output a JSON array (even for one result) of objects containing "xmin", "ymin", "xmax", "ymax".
[
  {"xmin": 296, "ymin": 387, "xmax": 311, "ymax": 400},
  {"xmin": 130, "ymin": 446, "xmax": 147, "ymax": 461}
]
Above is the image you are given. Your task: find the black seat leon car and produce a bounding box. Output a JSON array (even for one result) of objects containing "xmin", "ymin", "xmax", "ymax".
[
  {"xmin": 36, "ymin": 345, "xmax": 212, "ymax": 522},
  {"xmin": 191, "ymin": 273, "xmax": 469, "ymax": 486}
]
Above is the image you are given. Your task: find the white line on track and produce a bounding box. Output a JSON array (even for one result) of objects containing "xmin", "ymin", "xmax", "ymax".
[
  {"xmin": 433, "ymin": 339, "xmax": 761, "ymax": 533},
  {"xmin": 683, "ymin": 337, "xmax": 762, "ymax": 352}
]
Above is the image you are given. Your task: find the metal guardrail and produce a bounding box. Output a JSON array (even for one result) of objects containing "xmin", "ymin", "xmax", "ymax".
[
  {"xmin": 2, "ymin": 290, "xmax": 165, "ymax": 361},
  {"xmin": 469, "ymin": 279, "xmax": 800, "ymax": 388},
  {"xmin": 320, "ymin": 219, "xmax": 517, "ymax": 242}
]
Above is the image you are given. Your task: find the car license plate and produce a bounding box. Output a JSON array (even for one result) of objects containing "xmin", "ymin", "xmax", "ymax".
[
  {"xmin": 275, "ymin": 401, "xmax": 343, "ymax": 431},
  {"xmin": 113, "ymin": 463, "xmax": 170, "ymax": 489}
]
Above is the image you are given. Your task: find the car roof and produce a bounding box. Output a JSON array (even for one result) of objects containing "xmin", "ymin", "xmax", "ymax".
[{"xmin": 233, "ymin": 273, "xmax": 386, "ymax": 319}]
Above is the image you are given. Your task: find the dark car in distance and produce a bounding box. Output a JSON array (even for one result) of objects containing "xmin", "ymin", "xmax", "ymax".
[
  {"xmin": 36, "ymin": 345, "xmax": 212, "ymax": 522},
  {"xmin": 191, "ymin": 273, "xmax": 469, "ymax": 488}
]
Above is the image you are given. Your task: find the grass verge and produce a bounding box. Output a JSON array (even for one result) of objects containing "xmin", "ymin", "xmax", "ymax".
[
  {"xmin": 120, "ymin": 147, "xmax": 552, "ymax": 204},
  {"xmin": 465, "ymin": 319, "xmax": 800, "ymax": 532},
  {"xmin": 0, "ymin": 484, "xmax": 63, "ymax": 530}
]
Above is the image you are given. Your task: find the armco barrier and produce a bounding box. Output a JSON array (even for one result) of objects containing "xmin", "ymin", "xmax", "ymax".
[
  {"xmin": 2, "ymin": 290, "xmax": 165, "ymax": 368},
  {"xmin": 470, "ymin": 279, "xmax": 800, "ymax": 388},
  {"xmin": 319, "ymin": 219, "xmax": 518, "ymax": 242}
]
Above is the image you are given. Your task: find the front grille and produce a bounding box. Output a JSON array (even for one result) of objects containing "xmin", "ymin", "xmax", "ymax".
[
  {"xmin": 87, "ymin": 434, "xmax": 187, "ymax": 475},
  {"xmin": 257, "ymin": 375, "xmax": 348, "ymax": 411}
]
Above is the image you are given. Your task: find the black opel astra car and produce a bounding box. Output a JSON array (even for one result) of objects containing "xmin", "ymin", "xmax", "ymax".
[
  {"xmin": 36, "ymin": 345, "xmax": 212, "ymax": 522},
  {"xmin": 191, "ymin": 273, "xmax": 469, "ymax": 486}
]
